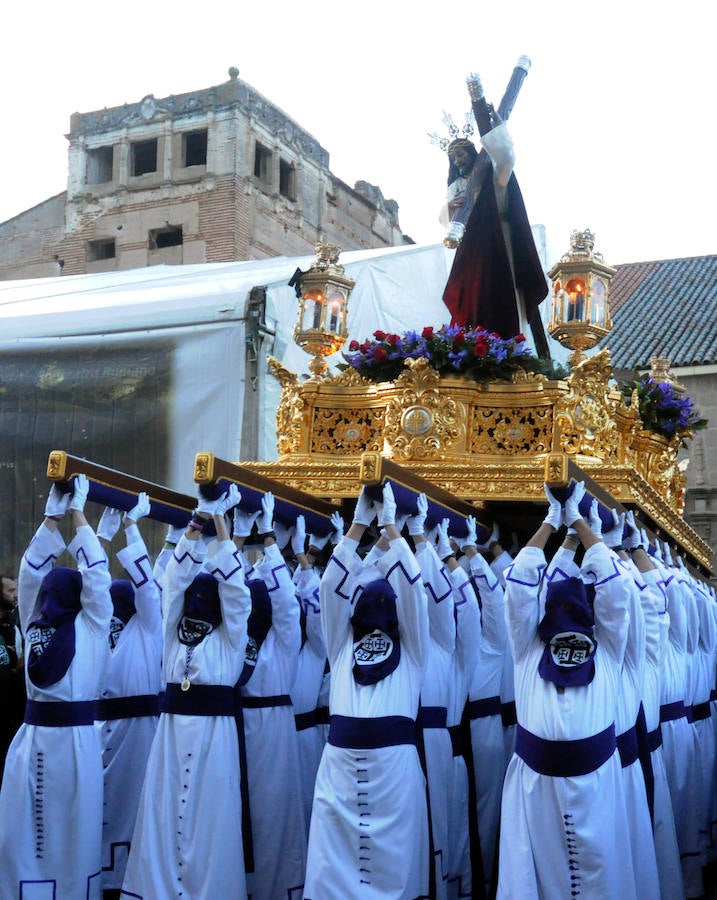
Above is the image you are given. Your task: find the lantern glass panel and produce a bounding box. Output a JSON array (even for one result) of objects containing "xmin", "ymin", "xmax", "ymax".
[
  {"xmin": 565, "ymin": 277, "xmax": 586, "ymax": 322},
  {"xmin": 589, "ymin": 279, "xmax": 606, "ymax": 324}
]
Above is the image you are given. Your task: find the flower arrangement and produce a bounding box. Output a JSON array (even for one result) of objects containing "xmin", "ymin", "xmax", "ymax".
[
  {"xmin": 340, "ymin": 324, "xmax": 563, "ymax": 384},
  {"xmin": 621, "ymin": 375, "xmax": 707, "ymax": 445}
]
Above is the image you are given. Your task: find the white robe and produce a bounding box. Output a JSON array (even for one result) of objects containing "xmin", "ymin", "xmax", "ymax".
[
  {"xmin": 446, "ymin": 566, "xmax": 481, "ymax": 899},
  {"xmin": 497, "ymin": 543, "xmax": 637, "ymax": 900},
  {"xmin": 0, "ymin": 522, "xmax": 111, "ymax": 900},
  {"xmin": 613, "ymin": 559, "xmax": 660, "ymax": 899},
  {"xmin": 415, "ymin": 541, "xmax": 455, "ymax": 900},
  {"xmin": 656, "ymin": 562, "xmax": 701, "ymax": 895},
  {"xmin": 639, "ymin": 566, "xmax": 685, "ymax": 899},
  {"xmin": 98, "ymin": 535, "xmax": 163, "ymax": 890},
  {"xmin": 290, "ymin": 564, "xmax": 327, "ymax": 838},
  {"xmin": 241, "ymin": 542, "xmax": 306, "ymax": 900},
  {"xmin": 304, "ymin": 535, "xmax": 429, "ymax": 900},
  {"xmin": 121, "ymin": 535, "xmax": 250, "ymax": 900},
  {"xmin": 466, "ymin": 552, "xmax": 507, "ymax": 895}
]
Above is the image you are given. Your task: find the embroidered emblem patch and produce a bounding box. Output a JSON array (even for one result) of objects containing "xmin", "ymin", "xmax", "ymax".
[
  {"xmin": 109, "ymin": 616, "xmax": 125, "ymax": 650},
  {"xmin": 548, "ymin": 631, "xmax": 596, "ymax": 667},
  {"xmin": 178, "ymin": 616, "xmax": 214, "ymax": 646},
  {"xmin": 244, "ymin": 635, "xmax": 259, "ymax": 665},
  {"xmin": 353, "ymin": 629, "xmax": 394, "ymax": 666},
  {"xmin": 27, "ymin": 625, "xmax": 56, "ymax": 658}
]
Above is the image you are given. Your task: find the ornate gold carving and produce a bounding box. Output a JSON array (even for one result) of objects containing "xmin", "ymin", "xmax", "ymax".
[
  {"xmin": 545, "ymin": 453, "xmax": 569, "ymax": 486},
  {"xmin": 194, "ymin": 452, "xmax": 215, "ymax": 484},
  {"xmin": 262, "ymin": 344, "xmax": 710, "ymax": 571},
  {"xmin": 554, "ymin": 350, "xmax": 621, "ymax": 461},
  {"xmin": 384, "ymin": 358, "xmax": 466, "ymax": 460},
  {"xmin": 470, "ymin": 405, "xmax": 553, "ymax": 455},
  {"xmin": 311, "ymin": 407, "xmax": 386, "ymax": 455},
  {"xmin": 47, "ymin": 450, "xmax": 68, "ymax": 480},
  {"xmin": 360, "ymin": 452, "xmax": 383, "ymax": 485},
  {"xmin": 268, "ymin": 357, "xmax": 305, "ymax": 456}
]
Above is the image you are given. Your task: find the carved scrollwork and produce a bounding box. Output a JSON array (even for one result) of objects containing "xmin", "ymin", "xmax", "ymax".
[
  {"xmin": 310, "ymin": 406, "xmax": 386, "ymax": 455},
  {"xmin": 384, "ymin": 358, "xmax": 466, "ymax": 460},
  {"xmin": 268, "ymin": 357, "xmax": 305, "ymax": 456},
  {"xmin": 554, "ymin": 349, "xmax": 621, "ymax": 461},
  {"xmin": 470, "ymin": 405, "xmax": 553, "ymax": 455}
]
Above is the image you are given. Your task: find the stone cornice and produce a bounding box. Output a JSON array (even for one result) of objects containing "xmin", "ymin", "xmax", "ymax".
[{"xmin": 69, "ymin": 77, "xmax": 329, "ymax": 167}]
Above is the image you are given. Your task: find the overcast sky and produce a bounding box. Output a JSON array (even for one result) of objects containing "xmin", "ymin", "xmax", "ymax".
[{"xmin": 2, "ymin": 0, "xmax": 713, "ymax": 267}]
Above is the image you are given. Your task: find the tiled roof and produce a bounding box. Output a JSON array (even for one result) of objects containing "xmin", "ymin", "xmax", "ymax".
[{"xmin": 601, "ymin": 254, "xmax": 717, "ymax": 370}]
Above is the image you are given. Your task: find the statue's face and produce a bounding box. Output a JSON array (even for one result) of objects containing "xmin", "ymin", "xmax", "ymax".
[{"xmin": 449, "ymin": 145, "xmax": 473, "ymax": 176}]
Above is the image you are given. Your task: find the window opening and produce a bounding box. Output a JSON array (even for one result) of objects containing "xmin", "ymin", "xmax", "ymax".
[
  {"xmin": 131, "ymin": 139, "xmax": 158, "ymax": 176},
  {"xmin": 149, "ymin": 226, "xmax": 184, "ymax": 249},
  {"xmin": 183, "ymin": 130, "xmax": 208, "ymax": 167},
  {"xmin": 86, "ymin": 146, "xmax": 114, "ymax": 184},
  {"xmin": 87, "ymin": 239, "xmax": 116, "ymax": 261}
]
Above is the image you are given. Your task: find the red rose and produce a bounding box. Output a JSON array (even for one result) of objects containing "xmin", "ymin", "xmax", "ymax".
[
  {"xmin": 374, "ymin": 330, "xmax": 387, "ymax": 341},
  {"xmin": 474, "ymin": 341, "xmax": 488, "ymax": 357},
  {"xmin": 515, "ymin": 333, "xmax": 527, "ymax": 343},
  {"xmin": 490, "ymin": 332, "xmax": 501, "ymax": 339},
  {"xmin": 360, "ymin": 342, "xmax": 370, "ymax": 353},
  {"xmin": 348, "ymin": 340, "xmax": 360, "ymax": 351},
  {"xmin": 387, "ymin": 333, "xmax": 401, "ymax": 345},
  {"xmin": 453, "ymin": 331, "xmax": 466, "ymax": 346},
  {"xmin": 421, "ymin": 326, "xmax": 434, "ymax": 339},
  {"xmin": 374, "ymin": 347, "xmax": 388, "ymax": 361}
]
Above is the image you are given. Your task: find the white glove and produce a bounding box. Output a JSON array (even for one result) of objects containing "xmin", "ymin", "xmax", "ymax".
[
  {"xmin": 459, "ymin": 515, "xmax": 478, "ymax": 550},
  {"xmin": 215, "ymin": 484, "xmax": 241, "ymax": 519},
  {"xmin": 233, "ymin": 507, "xmax": 260, "ymax": 538},
  {"xmin": 639, "ymin": 528, "xmax": 651, "ymax": 553},
  {"xmin": 45, "ymin": 484, "xmax": 71, "ymax": 519},
  {"xmin": 291, "ymin": 515, "xmax": 307, "ymax": 556},
  {"xmin": 353, "ymin": 487, "xmax": 376, "ymax": 527},
  {"xmin": 127, "ymin": 492, "xmax": 151, "ymax": 523},
  {"xmin": 407, "ymin": 493, "xmax": 429, "ymax": 537},
  {"xmin": 476, "ymin": 521, "xmax": 500, "ymax": 551},
  {"xmin": 330, "ymin": 510, "xmax": 344, "ymax": 545},
  {"xmin": 662, "ymin": 542, "xmax": 673, "ymax": 566},
  {"xmin": 196, "ymin": 486, "xmax": 230, "ymax": 517},
  {"xmin": 256, "ymin": 492, "xmax": 275, "ymax": 533},
  {"xmin": 68, "ymin": 473, "xmax": 90, "ymax": 512},
  {"xmin": 543, "ymin": 484, "xmax": 563, "ymax": 530},
  {"xmin": 653, "ymin": 540, "xmax": 663, "ymax": 562},
  {"xmin": 96, "ymin": 507, "xmax": 122, "ymax": 541},
  {"xmin": 675, "ymin": 554, "xmax": 686, "ymax": 570},
  {"xmin": 564, "ymin": 481, "xmax": 586, "ymax": 526},
  {"xmin": 587, "ymin": 499, "xmax": 602, "ymax": 537},
  {"xmin": 165, "ymin": 524, "xmax": 185, "ymax": 545},
  {"xmin": 377, "ymin": 483, "xmax": 397, "ymax": 527},
  {"xmin": 436, "ymin": 518, "xmax": 453, "ymax": 560},
  {"xmin": 309, "ymin": 531, "xmax": 331, "ymax": 551},
  {"xmin": 602, "ymin": 510, "xmax": 625, "ymax": 549},
  {"xmin": 622, "ymin": 510, "xmax": 643, "ymax": 551},
  {"xmin": 273, "ymin": 521, "xmax": 292, "ymax": 551}
]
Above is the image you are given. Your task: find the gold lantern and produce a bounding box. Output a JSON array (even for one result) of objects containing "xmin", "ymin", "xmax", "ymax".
[
  {"xmin": 547, "ymin": 229, "xmax": 615, "ymax": 366},
  {"xmin": 289, "ymin": 243, "xmax": 355, "ymax": 377}
]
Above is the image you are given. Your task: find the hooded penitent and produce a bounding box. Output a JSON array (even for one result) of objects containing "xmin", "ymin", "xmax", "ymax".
[
  {"xmin": 27, "ymin": 566, "xmax": 83, "ymax": 687},
  {"xmin": 178, "ymin": 572, "xmax": 221, "ymax": 646},
  {"xmin": 537, "ymin": 577, "xmax": 597, "ymax": 688},
  {"xmin": 109, "ymin": 578, "xmax": 136, "ymax": 649},
  {"xmin": 238, "ymin": 578, "xmax": 273, "ymax": 685},
  {"xmin": 350, "ymin": 578, "xmax": 400, "ymax": 686}
]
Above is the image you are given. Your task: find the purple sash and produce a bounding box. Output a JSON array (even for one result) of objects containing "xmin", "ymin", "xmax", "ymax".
[
  {"xmin": 25, "ymin": 698, "xmax": 97, "ymax": 727},
  {"xmin": 515, "ymin": 723, "xmax": 616, "ymax": 777},
  {"xmin": 467, "ymin": 695, "xmax": 502, "ymax": 720},
  {"xmin": 95, "ymin": 694, "xmax": 160, "ymax": 720},
  {"xmin": 328, "ymin": 714, "xmax": 416, "ymax": 749}
]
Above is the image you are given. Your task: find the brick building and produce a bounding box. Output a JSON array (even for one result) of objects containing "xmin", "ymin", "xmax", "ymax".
[{"xmin": 0, "ymin": 67, "xmax": 409, "ymax": 280}]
